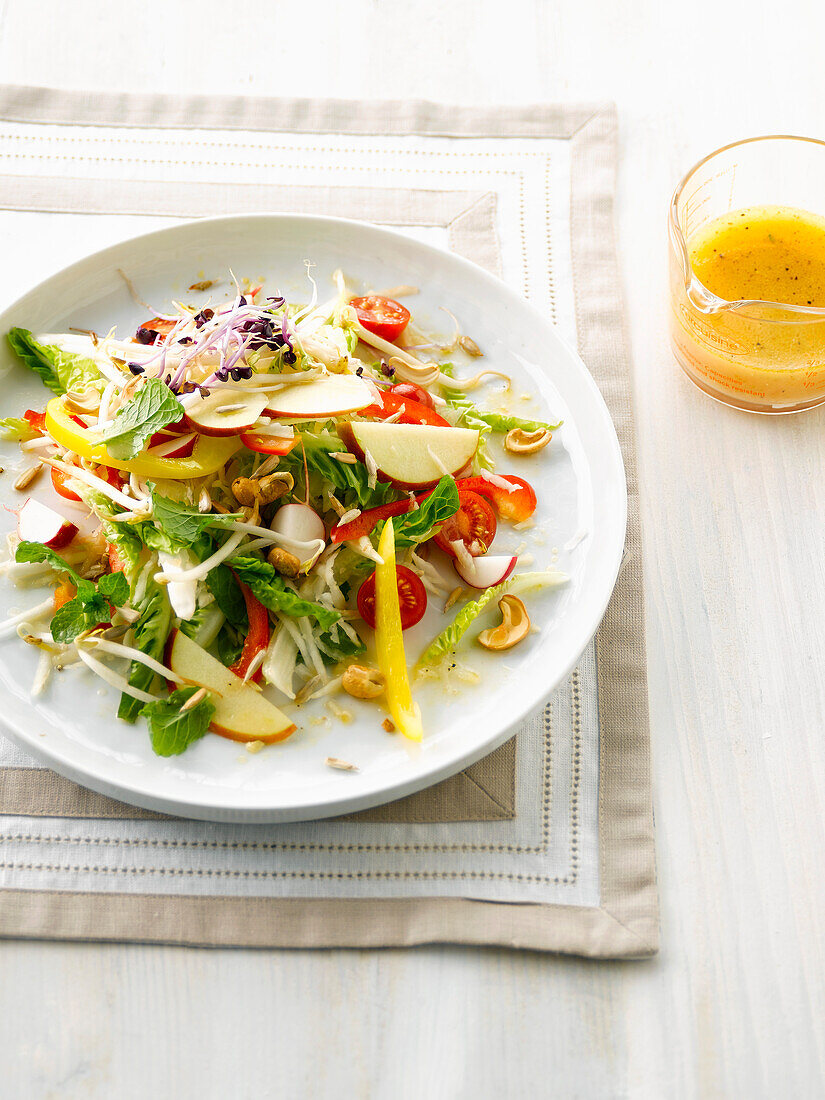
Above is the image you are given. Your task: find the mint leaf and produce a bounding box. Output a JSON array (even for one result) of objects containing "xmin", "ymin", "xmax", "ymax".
[
  {"xmin": 140, "ymin": 686, "xmax": 215, "ymax": 756},
  {"xmin": 229, "ymin": 555, "xmax": 340, "ymax": 630},
  {"xmin": 118, "ymin": 583, "xmax": 172, "ymax": 723},
  {"xmin": 50, "ymin": 593, "xmax": 111, "ymax": 644},
  {"xmin": 98, "ymin": 570, "xmax": 129, "ymax": 606},
  {"xmin": 15, "ymin": 545, "xmax": 128, "ymax": 645},
  {"xmin": 387, "ymin": 476, "xmax": 459, "ymax": 548},
  {"xmin": 15, "ymin": 541, "xmax": 92, "ymax": 596},
  {"xmin": 7, "ymin": 328, "xmax": 104, "ymax": 396},
  {"xmin": 103, "ymin": 379, "xmax": 183, "ymax": 460},
  {"xmin": 150, "ymin": 486, "xmax": 241, "ymax": 548}
]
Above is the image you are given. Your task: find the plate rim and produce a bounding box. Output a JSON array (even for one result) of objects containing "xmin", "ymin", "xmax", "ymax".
[{"xmin": 0, "ymin": 211, "xmax": 626, "ymax": 822}]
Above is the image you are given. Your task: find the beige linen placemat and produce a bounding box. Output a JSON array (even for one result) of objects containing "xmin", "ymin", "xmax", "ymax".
[{"xmin": 0, "ymin": 89, "xmax": 657, "ymax": 955}]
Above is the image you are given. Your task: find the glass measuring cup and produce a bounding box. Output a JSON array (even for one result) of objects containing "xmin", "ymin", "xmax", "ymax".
[{"xmin": 669, "ymin": 135, "xmax": 825, "ymax": 413}]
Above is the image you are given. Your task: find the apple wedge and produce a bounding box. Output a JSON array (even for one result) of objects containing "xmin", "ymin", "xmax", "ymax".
[
  {"xmin": 18, "ymin": 498, "xmax": 78, "ymax": 550},
  {"xmin": 338, "ymin": 421, "xmax": 479, "ymax": 490},
  {"xmin": 263, "ymin": 375, "xmax": 373, "ymax": 418},
  {"xmin": 165, "ymin": 629, "xmax": 296, "ymax": 744},
  {"xmin": 183, "ymin": 390, "xmax": 269, "ymax": 436}
]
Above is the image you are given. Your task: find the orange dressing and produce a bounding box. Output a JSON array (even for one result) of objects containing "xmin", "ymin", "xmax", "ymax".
[{"xmin": 670, "ymin": 205, "xmax": 825, "ymax": 410}]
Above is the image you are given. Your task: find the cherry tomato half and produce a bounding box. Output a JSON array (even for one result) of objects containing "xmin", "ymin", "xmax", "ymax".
[
  {"xmin": 351, "ymin": 295, "xmax": 411, "ymax": 342},
  {"xmin": 136, "ymin": 317, "xmax": 177, "ymax": 344},
  {"xmin": 357, "ymin": 565, "xmax": 427, "ymax": 631},
  {"xmin": 434, "ymin": 490, "xmax": 497, "ymax": 558},
  {"xmin": 390, "ymin": 382, "xmax": 435, "ymax": 409}
]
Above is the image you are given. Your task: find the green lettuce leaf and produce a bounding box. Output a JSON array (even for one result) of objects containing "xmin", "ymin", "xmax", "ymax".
[
  {"xmin": 315, "ymin": 623, "xmax": 366, "ymax": 663},
  {"xmin": 103, "ymin": 379, "xmax": 183, "ymax": 460},
  {"xmin": 282, "ymin": 431, "xmax": 397, "ymax": 510},
  {"xmin": 0, "ymin": 416, "xmax": 39, "ymax": 442},
  {"xmin": 7, "ymin": 328, "xmax": 104, "ymax": 396},
  {"xmin": 418, "ymin": 570, "xmax": 567, "ymax": 665},
  {"xmin": 229, "ymin": 555, "xmax": 340, "ymax": 630},
  {"xmin": 215, "ymin": 623, "xmax": 243, "ymax": 666},
  {"xmin": 117, "ymin": 583, "xmax": 172, "ymax": 723},
  {"xmin": 466, "ymin": 410, "xmax": 562, "ymax": 434},
  {"xmin": 140, "ymin": 686, "xmax": 215, "ymax": 756}
]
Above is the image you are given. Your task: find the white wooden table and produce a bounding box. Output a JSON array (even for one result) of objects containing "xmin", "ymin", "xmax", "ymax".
[{"xmin": 1, "ymin": 1, "xmax": 824, "ymax": 1096}]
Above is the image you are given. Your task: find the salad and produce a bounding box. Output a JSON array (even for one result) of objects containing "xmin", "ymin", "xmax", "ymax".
[{"xmin": 0, "ymin": 270, "xmax": 565, "ymax": 758}]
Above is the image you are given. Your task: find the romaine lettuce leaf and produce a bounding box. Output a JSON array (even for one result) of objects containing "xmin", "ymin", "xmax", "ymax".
[
  {"xmin": 117, "ymin": 583, "xmax": 172, "ymax": 723},
  {"xmin": 418, "ymin": 570, "xmax": 567, "ymax": 664},
  {"xmin": 7, "ymin": 328, "xmax": 104, "ymax": 395},
  {"xmin": 281, "ymin": 431, "xmax": 397, "ymax": 510},
  {"xmin": 0, "ymin": 416, "xmax": 39, "ymax": 442}
]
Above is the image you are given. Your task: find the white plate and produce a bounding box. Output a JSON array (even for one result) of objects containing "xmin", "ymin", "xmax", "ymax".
[{"xmin": 0, "ymin": 214, "xmax": 625, "ymax": 822}]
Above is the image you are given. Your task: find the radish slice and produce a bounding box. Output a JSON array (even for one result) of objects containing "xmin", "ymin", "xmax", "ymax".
[
  {"xmin": 270, "ymin": 503, "xmax": 326, "ymax": 544},
  {"xmin": 454, "ymin": 553, "xmax": 517, "ymax": 590},
  {"xmin": 17, "ymin": 498, "xmax": 78, "ymax": 551}
]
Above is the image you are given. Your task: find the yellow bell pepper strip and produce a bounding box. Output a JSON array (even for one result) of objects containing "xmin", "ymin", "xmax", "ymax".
[
  {"xmin": 374, "ymin": 518, "xmax": 423, "ymax": 742},
  {"xmin": 45, "ymin": 396, "xmax": 241, "ymax": 480}
]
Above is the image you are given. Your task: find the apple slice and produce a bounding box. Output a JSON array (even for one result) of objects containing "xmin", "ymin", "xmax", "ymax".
[
  {"xmin": 454, "ymin": 553, "xmax": 517, "ymax": 590},
  {"xmin": 17, "ymin": 498, "xmax": 78, "ymax": 550},
  {"xmin": 338, "ymin": 421, "xmax": 479, "ymax": 490},
  {"xmin": 263, "ymin": 375, "xmax": 373, "ymax": 418},
  {"xmin": 183, "ymin": 390, "xmax": 269, "ymax": 436},
  {"xmin": 164, "ymin": 629, "xmax": 296, "ymax": 744}
]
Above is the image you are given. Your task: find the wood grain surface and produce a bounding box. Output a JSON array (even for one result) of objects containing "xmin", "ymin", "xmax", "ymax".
[{"xmin": 0, "ymin": 0, "xmax": 823, "ymax": 1096}]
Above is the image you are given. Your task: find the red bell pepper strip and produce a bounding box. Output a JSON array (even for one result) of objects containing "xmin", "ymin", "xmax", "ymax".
[
  {"xmin": 331, "ymin": 474, "xmax": 536, "ymax": 544},
  {"xmin": 229, "ymin": 579, "xmax": 271, "ymax": 683},
  {"xmin": 331, "ymin": 494, "xmax": 429, "ymax": 543},
  {"xmin": 359, "ymin": 389, "xmax": 450, "ymax": 427},
  {"xmin": 23, "ymin": 409, "xmax": 46, "ymax": 433}
]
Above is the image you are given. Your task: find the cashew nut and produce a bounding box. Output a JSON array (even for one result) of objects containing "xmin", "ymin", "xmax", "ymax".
[
  {"xmin": 232, "ymin": 471, "xmax": 294, "ymax": 507},
  {"xmin": 504, "ymin": 427, "xmax": 553, "ymax": 455},
  {"xmin": 477, "ymin": 595, "xmax": 530, "ymax": 651},
  {"xmin": 341, "ymin": 664, "xmax": 385, "ymax": 700},
  {"xmin": 267, "ymin": 546, "xmax": 301, "ymax": 577}
]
